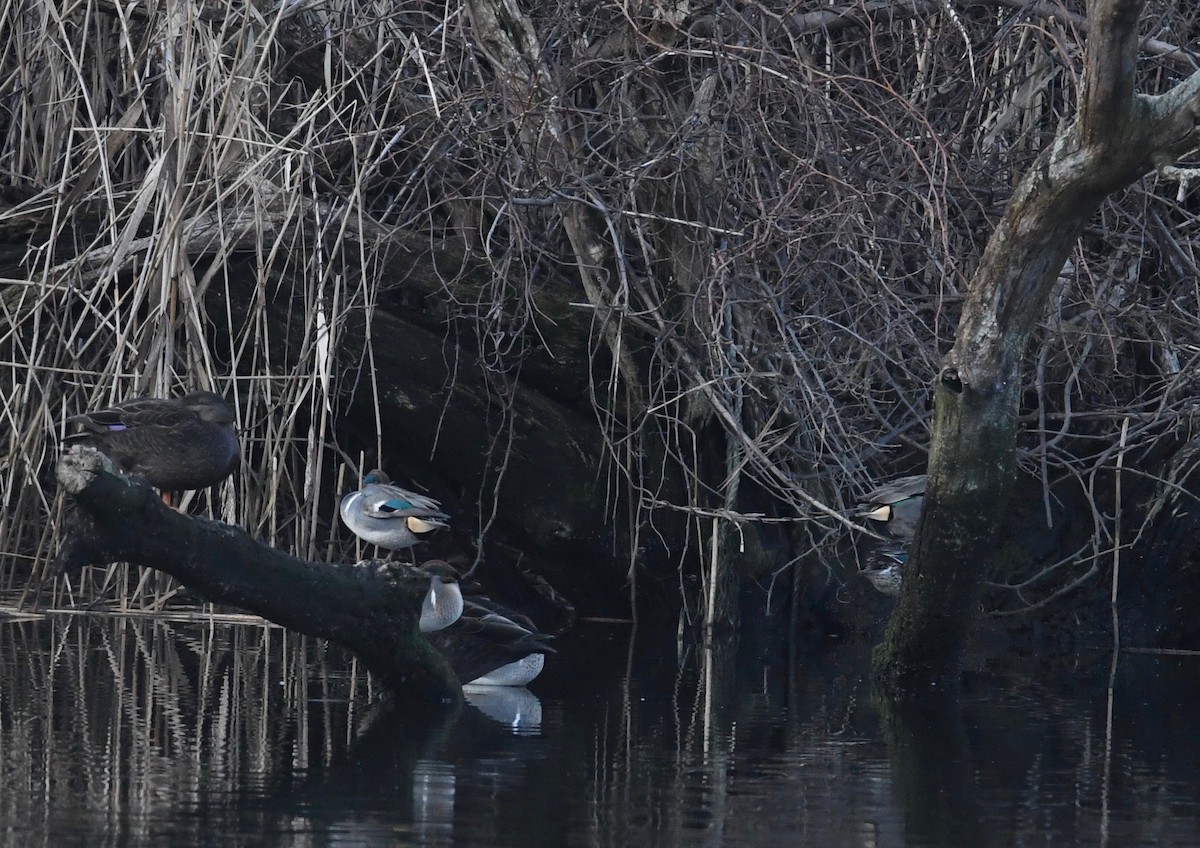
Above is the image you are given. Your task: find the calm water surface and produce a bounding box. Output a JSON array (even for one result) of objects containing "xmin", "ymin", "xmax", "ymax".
[{"xmin": 0, "ymin": 613, "xmax": 1197, "ymax": 847}]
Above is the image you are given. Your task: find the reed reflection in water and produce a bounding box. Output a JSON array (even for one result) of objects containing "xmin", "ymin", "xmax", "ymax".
[{"xmin": 1, "ymin": 612, "xmax": 1199, "ymax": 847}]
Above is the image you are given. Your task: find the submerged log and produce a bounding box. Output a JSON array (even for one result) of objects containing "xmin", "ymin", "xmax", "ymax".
[{"xmin": 55, "ymin": 446, "xmax": 461, "ymax": 704}]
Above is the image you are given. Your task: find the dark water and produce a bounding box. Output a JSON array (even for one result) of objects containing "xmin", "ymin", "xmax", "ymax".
[{"xmin": 1, "ymin": 613, "xmax": 1198, "ymax": 847}]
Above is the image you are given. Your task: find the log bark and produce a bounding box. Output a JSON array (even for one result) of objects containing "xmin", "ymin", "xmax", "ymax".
[
  {"xmin": 873, "ymin": 0, "xmax": 1200, "ymax": 690},
  {"xmin": 55, "ymin": 446, "xmax": 462, "ymax": 703}
]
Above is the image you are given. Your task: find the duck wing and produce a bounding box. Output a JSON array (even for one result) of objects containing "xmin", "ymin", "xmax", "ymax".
[
  {"xmin": 427, "ymin": 601, "xmax": 555, "ymax": 686},
  {"xmin": 861, "ymin": 473, "xmax": 927, "ymax": 506},
  {"xmin": 359, "ymin": 484, "xmax": 449, "ymax": 522},
  {"xmin": 66, "ymin": 397, "xmax": 196, "ymax": 434},
  {"xmin": 451, "ymin": 599, "xmax": 554, "ymax": 652}
]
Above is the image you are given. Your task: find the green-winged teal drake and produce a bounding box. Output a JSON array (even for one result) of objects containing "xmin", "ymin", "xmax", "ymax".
[
  {"xmin": 858, "ymin": 474, "xmax": 926, "ymax": 541},
  {"xmin": 340, "ymin": 469, "xmax": 449, "ymax": 552}
]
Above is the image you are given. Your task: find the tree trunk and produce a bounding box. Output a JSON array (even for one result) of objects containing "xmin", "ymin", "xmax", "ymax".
[
  {"xmin": 873, "ymin": 0, "xmax": 1200, "ymax": 689},
  {"xmin": 55, "ymin": 446, "xmax": 462, "ymax": 703}
]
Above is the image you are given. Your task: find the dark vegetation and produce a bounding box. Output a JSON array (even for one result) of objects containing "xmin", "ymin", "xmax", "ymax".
[
  {"xmin": 874, "ymin": 0, "xmax": 1200, "ymax": 686},
  {"xmin": 3, "ymin": 1, "xmax": 1200, "ymax": 659}
]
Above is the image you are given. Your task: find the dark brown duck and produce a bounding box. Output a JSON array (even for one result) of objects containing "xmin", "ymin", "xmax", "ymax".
[{"xmin": 64, "ymin": 390, "xmax": 240, "ymax": 495}]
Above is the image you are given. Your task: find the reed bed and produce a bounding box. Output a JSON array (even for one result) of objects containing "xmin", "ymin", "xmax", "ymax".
[{"xmin": 2, "ymin": 1, "xmax": 1199, "ymax": 615}]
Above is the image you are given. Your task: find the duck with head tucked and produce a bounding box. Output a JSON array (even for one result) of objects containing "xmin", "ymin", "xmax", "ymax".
[
  {"xmin": 402, "ymin": 561, "xmax": 554, "ymax": 686},
  {"xmin": 415, "ymin": 559, "xmax": 466, "ymax": 633},
  {"xmin": 63, "ymin": 390, "xmax": 239, "ymax": 505},
  {"xmin": 340, "ymin": 469, "xmax": 450, "ymax": 553},
  {"xmin": 857, "ymin": 474, "xmax": 926, "ymax": 542}
]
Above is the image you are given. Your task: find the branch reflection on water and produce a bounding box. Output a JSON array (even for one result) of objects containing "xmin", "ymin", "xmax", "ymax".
[{"xmin": 2, "ymin": 613, "xmax": 1199, "ymax": 847}]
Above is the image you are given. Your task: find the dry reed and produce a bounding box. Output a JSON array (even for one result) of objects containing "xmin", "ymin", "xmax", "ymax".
[{"xmin": 2, "ymin": 1, "xmax": 1199, "ymax": 615}]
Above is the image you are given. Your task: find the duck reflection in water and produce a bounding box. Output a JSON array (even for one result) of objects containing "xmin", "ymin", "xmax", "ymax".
[
  {"xmin": 861, "ymin": 545, "xmax": 907, "ymax": 597},
  {"xmin": 462, "ymin": 685, "xmax": 543, "ymax": 734}
]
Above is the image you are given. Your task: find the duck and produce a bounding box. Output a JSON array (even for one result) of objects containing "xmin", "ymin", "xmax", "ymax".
[
  {"xmin": 861, "ymin": 545, "xmax": 907, "ymax": 597},
  {"xmin": 63, "ymin": 390, "xmax": 239, "ymax": 502},
  {"xmin": 857, "ymin": 473, "xmax": 926, "ymax": 541},
  {"xmin": 414, "ymin": 560, "xmax": 466, "ymax": 633},
  {"xmin": 339, "ymin": 469, "xmax": 449, "ymax": 552},
  {"xmin": 425, "ymin": 591, "xmax": 555, "ymax": 687}
]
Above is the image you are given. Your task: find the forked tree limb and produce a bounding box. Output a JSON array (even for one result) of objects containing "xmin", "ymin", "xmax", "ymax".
[
  {"xmin": 874, "ymin": 0, "xmax": 1200, "ymax": 690},
  {"xmin": 55, "ymin": 446, "xmax": 461, "ymax": 704}
]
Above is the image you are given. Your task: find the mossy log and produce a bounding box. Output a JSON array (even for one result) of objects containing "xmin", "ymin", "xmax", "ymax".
[{"xmin": 55, "ymin": 446, "xmax": 461, "ymax": 704}]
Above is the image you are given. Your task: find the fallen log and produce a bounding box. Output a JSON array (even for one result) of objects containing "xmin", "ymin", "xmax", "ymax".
[{"xmin": 54, "ymin": 446, "xmax": 461, "ymax": 704}]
